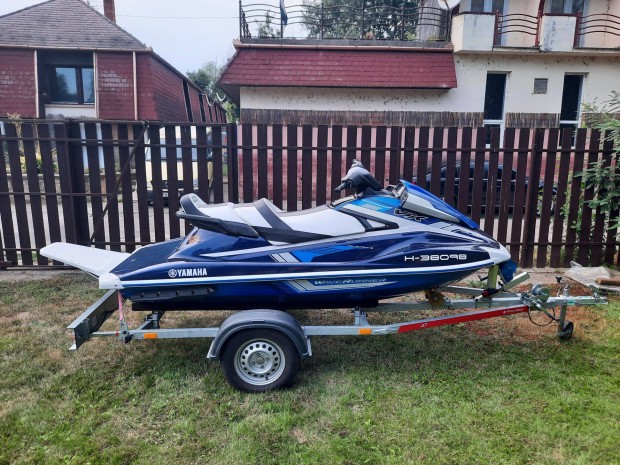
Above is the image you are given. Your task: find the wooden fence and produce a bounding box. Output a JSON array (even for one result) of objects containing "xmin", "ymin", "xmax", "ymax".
[{"xmin": 0, "ymin": 119, "xmax": 617, "ymax": 269}]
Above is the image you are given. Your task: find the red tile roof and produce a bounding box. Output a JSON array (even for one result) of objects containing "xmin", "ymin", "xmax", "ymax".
[{"xmin": 219, "ymin": 47, "xmax": 457, "ymax": 102}]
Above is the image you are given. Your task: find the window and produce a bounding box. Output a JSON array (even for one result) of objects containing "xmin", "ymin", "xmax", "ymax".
[
  {"xmin": 547, "ymin": 0, "xmax": 587, "ymax": 14},
  {"xmin": 483, "ymin": 73, "xmax": 507, "ymax": 145},
  {"xmin": 559, "ymin": 74, "xmax": 584, "ymax": 144},
  {"xmin": 533, "ymin": 78, "xmax": 548, "ymax": 94},
  {"xmin": 470, "ymin": 0, "xmax": 505, "ymax": 13},
  {"xmin": 50, "ymin": 66, "xmax": 94, "ymax": 104}
]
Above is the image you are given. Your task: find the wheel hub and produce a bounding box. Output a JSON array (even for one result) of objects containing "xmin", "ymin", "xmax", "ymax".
[{"xmin": 234, "ymin": 339, "xmax": 286, "ymax": 385}]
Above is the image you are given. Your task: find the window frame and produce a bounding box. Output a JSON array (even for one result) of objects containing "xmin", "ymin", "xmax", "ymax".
[{"xmin": 48, "ymin": 65, "xmax": 95, "ymax": 105}]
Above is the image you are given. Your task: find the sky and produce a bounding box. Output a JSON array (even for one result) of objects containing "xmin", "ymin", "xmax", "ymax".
[{"xmin": 0, "ymin": 0, "xmax": 242, "ymax": 75}]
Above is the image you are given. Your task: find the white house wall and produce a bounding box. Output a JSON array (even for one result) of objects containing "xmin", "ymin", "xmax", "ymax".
[{"xmin": 240, "ymin": 54, "xmax": 619, "ymax": 117}]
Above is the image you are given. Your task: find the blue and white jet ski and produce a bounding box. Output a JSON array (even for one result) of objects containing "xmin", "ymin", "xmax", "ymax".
[{"xmin": 42, "ymin": 161, "xmax": 517, "ymax": 311}]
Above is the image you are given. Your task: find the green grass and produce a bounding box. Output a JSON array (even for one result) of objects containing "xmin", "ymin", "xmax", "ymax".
[{"xmin": 1, "ymin": 274, "xmax": 619, "ymax": 465}]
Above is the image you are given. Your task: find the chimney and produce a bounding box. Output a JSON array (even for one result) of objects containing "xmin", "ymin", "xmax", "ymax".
[{"xmin": 103, "ymin": 0, "xmax": 116, "ymax": 22}]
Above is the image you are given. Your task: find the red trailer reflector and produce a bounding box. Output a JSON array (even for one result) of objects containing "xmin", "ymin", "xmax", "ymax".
[{"xmin": 397, "ymin": 305, "xmax": 529, "ymax": 333}]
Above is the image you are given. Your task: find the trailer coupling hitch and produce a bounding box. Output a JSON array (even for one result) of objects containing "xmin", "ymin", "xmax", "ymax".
[
  {"xmin": 118, "ymin": 320, "xmax": 133, "ymax": 344},
  {"xmin": 521, "ymin": 285, "xmax": 559, "ymax": 321}
]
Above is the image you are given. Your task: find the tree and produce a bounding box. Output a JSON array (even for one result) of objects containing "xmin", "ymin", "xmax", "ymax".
[
  {"xmin": 257, "ymin": 12, "xmax": 279, "ymax": 38},
  {"xmin": 187, "ymin": 62, "xmax": 239, "ymax": 122},
  {"xmin": 302, "ymin": 0, "xmax": 423, "ymax": 40},
  {"xmin": 580, "ymin": 91, "xmax": 620, "ymax": 229}
]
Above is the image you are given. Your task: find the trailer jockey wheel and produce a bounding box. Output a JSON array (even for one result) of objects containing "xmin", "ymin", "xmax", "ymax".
[
  {"xmin": 558, "ymin": 321, "xmax": 574, "ymax": 340},
  {"xmin": 220, "ymin": 329, "xmax": 300, "ymax": 392}
]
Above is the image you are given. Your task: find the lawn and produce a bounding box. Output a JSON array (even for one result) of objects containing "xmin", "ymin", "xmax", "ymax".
[{"xmin": 1, "ymin": 273, "xmax": 619, "ymax": 465}]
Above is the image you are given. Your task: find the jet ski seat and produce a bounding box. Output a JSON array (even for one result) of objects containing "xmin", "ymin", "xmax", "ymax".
[{"xmin": 178, "ymin": 194, "xmax": 367, "ymax": 244}]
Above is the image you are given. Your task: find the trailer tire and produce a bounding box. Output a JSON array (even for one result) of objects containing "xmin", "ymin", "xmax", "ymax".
[
  {"xmin": 220, "ymin": 329, "xmax": 300, "ymax": 392},
  {"xmin": 558, "ymin": 321, "xmax": 574, "ymax": 340}
]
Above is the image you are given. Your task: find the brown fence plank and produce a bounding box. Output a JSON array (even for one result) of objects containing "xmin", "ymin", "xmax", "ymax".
[
  {"xmin": 360, "ymin": 125, "xmax": 371, "ymax": 168},
  {"xmin": 272, "ymin": 124, "xmax": 284, "ymax": 208},
  {"xmin": 346, "ymin": 125, "xmax": 357, "ymax": 169},
  {"xmin": 331, "ymin": 125, "xmax": 343, "ymax": 201},
  {"xmin": 483, "ymin": 127, "xmax": 500, "ymax": 236},
  {"xmin": 286, "ymin": 125, "xmax": 298, "ymax": 211},
  {"xmin": 67, "ymin": 123, "xmax": 90, "ymax": 245},
  {"xmin": 402, "ymin": 127, "xmax": 415, "ymax": 182},
  {"xmin": 375, "ymin": 126, "xmax": 387, "ymax": 187},
  {"xmin": 147, "ymin": 124, "xmax": 165, "ymax": 243},
  {"xmin": 577, "ymin": 130, "xmax": 599, "ymax": 265},
  {"xmin": 0, "ymin": 125, "xmax": 17, "ymax": 264},
  {"xmin": 591, "ymin": 132, "xmax": 610, "ymax": 266},
  {"xmin": 388, "ymin": 127, "xmax": 402, "ymax": 185},
  {"xmin": 316, "ymin": 125, "xmax": 328, "ymax": 205},
  {"xmin": 536, "ymin": 128, "xmax": 559, "ymax": 267},
  {"xmin": 509, "ymin": 129, "xmax": 530, "ymax": 262},
  {"xmin": 242, "ymin": 123, "xmax": 254, "ymax": 203},
  {"xmin": 212, "ymin": 125, "xmax": 225, "ymax": 205},
  {"xmin": 5, "ymin": 123, "xmax": 32, "ymax": 265},
  {"xmin": 181, "ymin": 125, "xmax": 194, "ymax": 198},
  {"xmin": 430, "ymin": 127, "xmax": 443, "ymax": 197},
  {"xmin": 21, "ymin": 123, "xmax": 48, "ymax": 264},
  {"xmin": 117, "ymin": 124, "xmax": 136, "ymax": 252},
  {"xmin": 84, "ymin": 123, "xmax": 105, "ymax": 247},
  {"xmin": 563, "ymin": 129, "xmax": 587, "ymax": 266},
  {"xmin": 497, "ymin": 128, "xmax": 516, "ymax": 246},
  {"xmin": 457, "ymin": 128, "xmax": 472, "ymax": 215},
  {"xmin": 164, "ymin": 124, "xmax": 181, "ymax": 238},
  {"xmin": 196, "ymin": 125, "xmax": 210, "ymax": 203},
  {"xmin": 443, "ymin": 128, "xmax": 458, "ymax": 208},
  {"xmin": 416, "ymin": 127, "xmax": 430, "ymax": 190},
  {"xmin": 101, "ymin": 123, "xmax": 121, "ymax": 251},
  {"xmin": 257, "ymin": 123, "xmax": 268, "ymax": 199},
  {"xmin": 470, "ymin": 128, "xmax": 487, "ymax": 225},
  {"xmin": 521, "ymin": 129, "xmax": 545, "ymax": 268},
  {"xmin": 550, "ymin": 128, "xmax": 573, "ymax": 267},
  {"xmin": 54, "ymin": 124, "xmax": 78, "ymax": 245},
  {"xmin": 301, "ymin": 125, "xmax": 313, "ymax": 209},
  {"xmin": 603, "ymin": 136, "xmax": 618, "ymax": 265},
  {"xmin": 37, "ymin": 124, "xmax": 62, "ymax": 247},
  {"xmin": 227, "ymin": 123, "xmax": 239, "ymax": 203},
  {"xmin": 132, "ymin": 123, "xmax": 150, "ymax": 245},
  {"xmin": 180, "ymin": 124, "xmax": 194, "ymax": 232}
]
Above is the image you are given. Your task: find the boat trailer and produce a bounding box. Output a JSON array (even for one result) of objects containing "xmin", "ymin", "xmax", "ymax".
[{"xmin": 66, "ymin": 271, "xmax": 607, "ymax": 391}]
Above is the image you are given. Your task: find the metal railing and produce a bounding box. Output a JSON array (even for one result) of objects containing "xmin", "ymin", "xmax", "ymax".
[
  {"xmin": 494, "ymin": 12, "xmax": 540, "ymax": 46},
  {"xmin": 575, "ymin": 12, "xmax": 620, "ymax": 47},
  {"xmin": 239, "ymin": 1, "xmax": 451, "ymax": 41}
]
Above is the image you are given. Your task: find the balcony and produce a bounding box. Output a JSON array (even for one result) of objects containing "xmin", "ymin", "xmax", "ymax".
[
  {"xmin": 238, "ymin": 1, "xmax": 451, "ymax": 43},
  {"xmin": 452, "ymin": 11, "xmax": 620, "ymax": 53}
]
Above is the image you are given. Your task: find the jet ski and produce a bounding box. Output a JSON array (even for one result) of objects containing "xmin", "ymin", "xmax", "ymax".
[{"xmin": 41, "ymin": 161, "xmax": 517, "ymax": 311}]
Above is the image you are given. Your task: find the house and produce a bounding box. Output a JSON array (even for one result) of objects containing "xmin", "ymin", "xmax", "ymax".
[
  {"xmin": 0, "ymin": 0, "xmax": 227, "ymax": 122},
  {"xmin": 219, "ymin": 0, "xmax": 619, "ymax": 130}
]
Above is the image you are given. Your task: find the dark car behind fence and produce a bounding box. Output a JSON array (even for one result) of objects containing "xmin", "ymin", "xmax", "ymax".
[{"xmin": 0, "ymin": 119, "xmax": 617, "ymax": 269}]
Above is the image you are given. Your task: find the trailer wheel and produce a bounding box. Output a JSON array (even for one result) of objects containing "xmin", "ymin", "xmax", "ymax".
[
  {"xmin": 558, "ymin": 321, "xmax": 574, "ymax": 340},
  {"xmin": 220, "ymin": 329, "xmax": 300, "ymax": 392}
]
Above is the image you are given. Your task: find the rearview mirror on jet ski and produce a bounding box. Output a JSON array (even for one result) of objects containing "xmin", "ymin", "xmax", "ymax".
[{"xmin": 334, "ymin": 159, "xmax": 383, "ymax": 194}]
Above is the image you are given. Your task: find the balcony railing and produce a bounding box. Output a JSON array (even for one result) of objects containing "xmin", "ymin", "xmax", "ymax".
[
  {"xmin": 495, "ymin": 12, "xmax": 540, "ymax": 47},
  {"xmin": 454, "ymin": 10, "xmax": 620, "ymax": 51},
  {"xmin": 575, "ymin": 13, "xmax": 620, "ymax": 47},
  {"xmin": 239, "ymin": 1, "xmax": 451, "ymax": 42}
]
